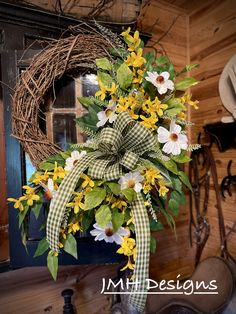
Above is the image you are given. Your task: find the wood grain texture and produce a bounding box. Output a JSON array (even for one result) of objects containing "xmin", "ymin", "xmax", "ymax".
[
  {"xmin": 189, "ymin": 0, "xmax": 236, "ymax": 261},
  {"xmin": 0, "ymin": 264, "xmax": 118, "ymax": 314},
  {"xmin": 11, "ymin": 0, "xmax": 141, "ymax": 23}
]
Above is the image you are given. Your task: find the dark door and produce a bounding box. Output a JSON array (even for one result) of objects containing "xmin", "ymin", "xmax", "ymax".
[{"xmin": 1, "ymin": 3, "xmax": 121, "ymax": 269}]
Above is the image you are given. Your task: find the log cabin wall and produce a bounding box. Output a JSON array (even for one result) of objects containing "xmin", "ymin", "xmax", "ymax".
[{"xmin": 189, "ymin": 0, "xmax": 236, "ymax": 261}]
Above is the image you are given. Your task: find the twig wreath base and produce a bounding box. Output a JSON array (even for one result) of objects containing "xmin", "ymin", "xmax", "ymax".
[{"xmin": 12, "ymin": 24, "xmax": 122, "ymax": 167}]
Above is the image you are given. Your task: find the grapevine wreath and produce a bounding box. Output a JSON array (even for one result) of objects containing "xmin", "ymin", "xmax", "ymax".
[{"xmin": 10, "ymin": 23, "xmax": 200, "ymax": 313}]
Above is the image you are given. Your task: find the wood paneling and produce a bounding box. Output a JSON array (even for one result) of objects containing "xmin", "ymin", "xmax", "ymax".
[
  {"xmin": 0, "ymin": 264, "xmax": 118, "ymax": 314},
  {"xmin": 10, "ymin": 0, "xmax": 141, "ymax": 23},
  {"xmin": 189, "ymin": 0, "xmax": 236, "ymax": 261}
]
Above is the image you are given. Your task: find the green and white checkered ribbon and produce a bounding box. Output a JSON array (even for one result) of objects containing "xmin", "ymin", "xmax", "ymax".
[{"xmin": 46, "ymin": 111, "xmax": 155, "ymax": 312}]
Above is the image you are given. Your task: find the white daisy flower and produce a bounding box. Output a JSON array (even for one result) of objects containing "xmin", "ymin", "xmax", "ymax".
[
  {"xmin": 157, "ymin": 121, "xmax": 188, "ymax": 155},
  {"xmin": 96, "ymin": 102, "xmax": 117, "ymax": 127},
  {"xmin": 64, "ymin": 150, "xmax": 87, "ymax": 171},
  {"xmin": 40, "ymin": 178, "xmax": 57, "ymax": 200},
  {"xmin": 145, "ymin": 71, "xmax": 174, "ymax": 95},
  {"xmin": 118, "ymin": 171, "xmax": 144, "ymax": 193},
  {"xmin": 90, "ymin": 222, "xmax": 129, "ymax": 245}
]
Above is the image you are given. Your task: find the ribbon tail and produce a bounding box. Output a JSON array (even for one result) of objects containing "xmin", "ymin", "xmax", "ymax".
[
  {"xmin": 129, "ymin": 192, "xmax": 150, "ymax": 313},
  {"xmin": 46, "ymin": 154, "xmax": 95, "ymax": 252}
]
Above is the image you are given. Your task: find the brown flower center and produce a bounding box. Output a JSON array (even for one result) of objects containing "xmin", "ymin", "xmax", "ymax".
[
  {"xmin": 127, "ymin": 179, "xmax": 136, "ymax": 188},
  {"xmin": 170, "ymin": 133, "xmax": 178, "ymax": 141},
  {"xmin": 105, "ymin": 109, "xmax": 113, "ymax": 117},
  {"xmin": 105, "ymin": 228, "xmax": 114, "ymax": 237},
  {"xmin": 156, "ymin": 75, "xmax": 165, "ymax": 84}
]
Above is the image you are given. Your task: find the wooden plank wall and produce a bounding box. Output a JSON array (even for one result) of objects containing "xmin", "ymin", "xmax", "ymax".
[
  {"xmin": 189, "ymin": 0, "xmax": 236, "ymax": 261},
  {"xmin": 138, "ymin": 0, "xmax": 195, "ymax": 282}
]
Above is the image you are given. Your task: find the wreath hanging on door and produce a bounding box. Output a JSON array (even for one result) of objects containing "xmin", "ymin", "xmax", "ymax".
[{"xmin": 9, "ymin": 23, "xmax": 200, "ymax": 313}]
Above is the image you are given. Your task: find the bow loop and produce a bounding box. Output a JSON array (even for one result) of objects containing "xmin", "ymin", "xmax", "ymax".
[
  {"xmin": 120, "ymin": 151, "xmax": 139, "ymax": 170},
  {"xmin": 98, "ymin": 128, "xmax": 123, "ymax": 153}
]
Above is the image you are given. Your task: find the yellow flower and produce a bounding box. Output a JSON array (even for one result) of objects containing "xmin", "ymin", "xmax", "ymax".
[
  {"xmin": 144, "ymin": 168, "xmax": 162, "ymax": 185},
  {"xmin": 60, "ymin": 228, "xmax": 67, "ymax": 240},
  {"xmin": 81, "ymin": 173, "xmax": 94, "ymax": 189},
  {"xmin": 128, "ymin": 109, "xmax": 139, "ymax": 120},
  {"xmin": 7, "ymin": 197, "xmax": 25, "ymax": 211},
  {"xmin": 125, "ymin": 48, "xmax": 146, "ymax": 68},
  {"xmin": 140, "ymin": 113, "xmax": 158, "ymax": 130},
  {"xmin": 109, "ymin": 82, "xmax": 117, "ymax": 95},
  {"xmin": 67, "ymin": 192, "xmax": 85, "ymax": 214},
  {"xmin": 111, "ymin": 198, "xmax": 127, "ymax": 211},
  {"xmin": 22, "ymin": 185, "xmax": 36, "ymax": 195},
  {"xmin": 117, "ymin": 236, "xmax": 136, "ymax": 256},
  {"xmin": 32, "ymin": 171, "xmax": 49, "ymax": 185},
  {"xmin": 143, "ymin": 182, "xmax": 152, "ymax": 194},
  {"xmin": 121, "ymin": 28, "xmax": 141, "ymax": 52},
  {"xmin": 58, "ymin": 242, "xmax": 64, "ymax": 248},
  {"xmin": 68, "ymin": 221, "xmax": 80, "ymax": 234},
  {"xmin": 133, "ymin": 69, "xmax": 144, "ymax": 84},
  {"xmin": 49, "ymin": 250, "xmax": 58, "ymax": 257},
  {"xmin": 127, "ymin": 216, "xmax": 134, "ymax": 226},
  {"xmin": 49, "ymin": 162, "xmax": 66, "ymax": 181},
  {"xmin": 181, "ymin": 94, "xmax": 199, "ymax": 109},
  {"xmin": 158, "ymin": 181, "xmax": 169, "ymax": 197},
  {"xmin": 21, "ymin": 193, "xmax": 40, "ymax": 206},
  {"xmin": 120, "ymin": 257, "xmax": 135, "ymax": 271},
  {"xmin": 177, "ymin": 111, "xmax": 187, "ymax": 120},
  {"xmin": 95, "ymin": 81, "xmax": 108, "ymax": 101}
]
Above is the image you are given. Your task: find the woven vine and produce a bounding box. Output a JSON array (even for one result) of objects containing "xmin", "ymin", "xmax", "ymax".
[{"xmin": 12, "ymin": 24, "xmax": 122, "ymax": 167}]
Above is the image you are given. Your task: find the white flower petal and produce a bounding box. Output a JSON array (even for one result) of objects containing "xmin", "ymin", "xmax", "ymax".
[
  {"xmin": 157, "ymin": 127, "xmax": 170, "ymax": 143},
  {"xmin": 157, "ymin": 85, "xmax": 168, "ymax": 95},
  {"xmin": 118, "ymin": 228, "xmax": 130, "ymax": 237},
  {"xmin": 161, "ymin": 71, "xmax": 170, "ymax": 80},
  {"xmin": 108, "ymin": 113, "xmax": 117, "ymax": 123},
  {"xmin": 112, "ymin": 234, "xmax": 123, "ymax": 244},
  {"xmin": 171, "ymin": 142, "xmax": 181, "ymax": 155},
  {"xmin": 170, "ymin": 121, "xmax": 181, "ymax": 134},
  {"xmin": 163, "ymin": 141, "xmax": 175, "ymax": 155},
  {"xmin": 47, "ymin": 178, "xmax": 54, "ymax": 191},
  {"xmin": 134, "ymin": 182, "xmax": 143, "ymax": 192},
  {"xmin": 165, "ymin": 80, "xmax": 174, "ymax": 91}
]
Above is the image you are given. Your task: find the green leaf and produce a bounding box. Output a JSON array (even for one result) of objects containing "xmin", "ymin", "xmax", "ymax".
[
  {"xmin": 75, "ymin": 103, "xmax": 100, "ymax": 133},
  {"xmin": 172, "ymin": 178, "xmax": 182, "ymax": 192},
  {"xmin": 108, "ymin": 47, "xmax": 128, "ymax": 59},
  {"xmin": 78, "ymin": 96, "xmax": 94, "ymax": 107},
  {"xmin": 84, "ymin": 187, "xmax": 106, "ymax": 210},
  {"xmin": 175, "ymin": 77, "xmax": 199, "ymax": 91},
  {"xmin": 96, "ymin": 58, "xmax": 112, "ymax": 71},
  {"xmin": 95, "ymin": 205, "xmax": 111, "ymax": 228},
  {"xmin": 64, "ymin": 234, "xmax": 78, "ymax": 259},
  {"xmin": 150, "ymin": 219, "xmax": 164, "ymax": 231},
  {"xmin": 156, "ymin": 55, "xmax": 169, "ymax": 65},
  {"xmin": 18, "ymin": 206, "xmax": 29, "ymax": 227},
  {"xmin": 34, "ymin": 237, "xmax": 49, "ymax": 257},
  {"xmin": 81, "ymin": 210, "xmax": 94, "ymax": 231},
  {"xmin": 172, "ymin": 153, "xmax": 191, "ymax": 163},
  {"xmin": 106, "ymin": 182, "xmax": 121, "ymax": 196},
  {"xmin": 177, "ymin": 64, "xmax": 199, "ymax": 76},
  {"xmin": 60, "ymin": 151, "xmax": 71, "ymax": 159},
  {"xmin": 171, "ymin": 190, "xmax": 186, "ymax": 205},
  {"xmin": 116, "ymin": 63, "xmax": 133, "ymax": 89},
  {"xmin": 47, "ymin": 252, "xmax": 58, "ymax": 281},
  {"xmin": 112, "ymin": 209, "xmax": 124, "ymax": 233},
  {"xmin": 178, "ymin": 170, "xmax": 193, "ymax": 192},
  {"xmin": 165, "ymin": 98, "xmax": 185, "ymax": 117},
  {"xmin": 38, "ymin": 161, "xmax": 55, "ymax": 171},
  {"xmin": 168, "ymin": 198, "xmax": 179, "ymax": 216},
  {"xmin": 160, "ymin": 159, "xmax": 179, "ymax": 175},
  {"xmin": 31, "ymin": 202, "xmax": 42, "ymax": 219},
  {"xmin": 97, "ymin": 71, "xmax": 113, "ymax": 87},
  {"xmin": 122, "ymin": 188, "xmax": 137, "ymax": 202},
  {"xmin": 150, "ymin": 236, "xmax": 157, "ymax": 254}
]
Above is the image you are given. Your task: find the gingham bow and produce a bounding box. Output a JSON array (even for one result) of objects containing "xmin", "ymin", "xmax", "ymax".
[{"xmin": 47, "ymin": 111, "xmax": 155, "ymax": 313}]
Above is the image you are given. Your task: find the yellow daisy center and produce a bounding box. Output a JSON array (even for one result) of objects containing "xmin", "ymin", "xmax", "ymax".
[{"xmin": 105, "ymin": 108, "xmax": 113, "ymax": 117}]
